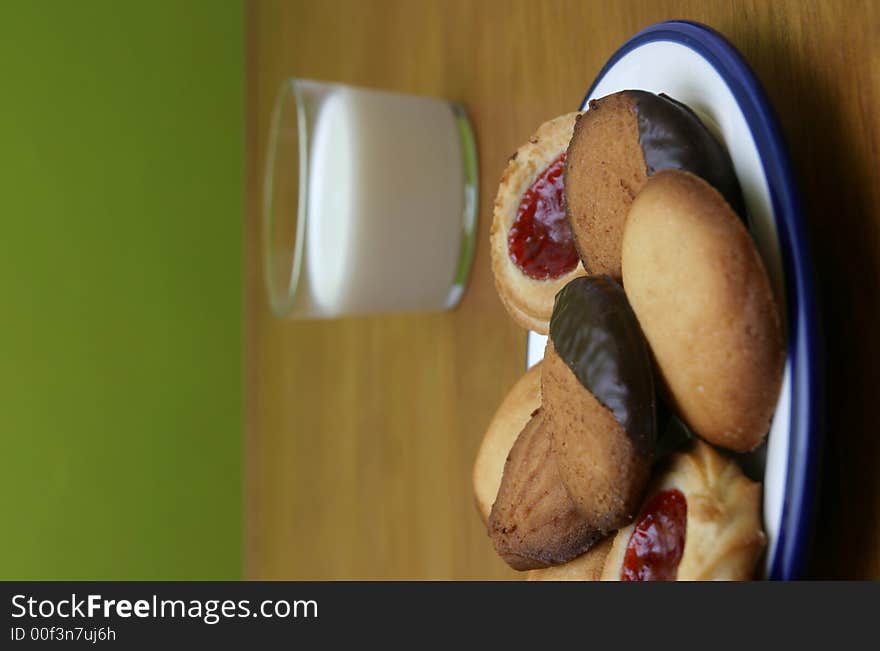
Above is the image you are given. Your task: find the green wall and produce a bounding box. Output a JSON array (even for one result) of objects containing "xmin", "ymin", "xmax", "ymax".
[{"xmin": 0, "ymin": 2, "xmax": 242, "ymax": 579}]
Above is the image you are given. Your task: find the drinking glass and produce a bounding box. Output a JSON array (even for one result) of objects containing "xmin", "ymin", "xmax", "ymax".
[{"xmin": 263, "ymin": 79, "xmax": 478, "ymax": 318}]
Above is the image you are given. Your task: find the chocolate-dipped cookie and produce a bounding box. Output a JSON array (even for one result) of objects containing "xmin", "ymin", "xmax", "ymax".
[
  {"xmin": 564, "ymin": 90, "xmax": 743, "ymax": 280},
  {"xmin": 621, "ymin": 170, "xmax": 784, "ymax": 452},
  {"xmin": 542, "ymin": 276, "xmax": 656, "ymax": 532}
]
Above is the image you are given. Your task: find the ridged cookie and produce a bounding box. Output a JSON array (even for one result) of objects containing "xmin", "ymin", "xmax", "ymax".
[
  {"xmin": 472, "ymin": 363, "xmax": 542, "ymax": 523},
  {"xmin": 601, "ymin": 440, "xmax": 765, "ymax": 581},
  {"xmin": 488, "ymin": 410, "xmax": 600, "ymax": 570}
]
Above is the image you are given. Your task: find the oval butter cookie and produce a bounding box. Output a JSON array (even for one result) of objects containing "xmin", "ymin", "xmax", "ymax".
[{"xmin": 621, "ymin": 170, "xmax": 784, "ymax": 452}]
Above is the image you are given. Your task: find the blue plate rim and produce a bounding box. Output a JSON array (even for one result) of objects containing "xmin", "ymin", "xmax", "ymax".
[{"xmin": 581, "ymin": 20, "xmax": 822, "ymax": 580}]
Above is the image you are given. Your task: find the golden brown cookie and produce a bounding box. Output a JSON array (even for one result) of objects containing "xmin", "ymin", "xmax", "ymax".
[
  {"xmin": 601, "ymin": 440, "xmax": 766, "ymax": 581},
  {"xmin": 488, "ymin": 410, "xmax": 600, "ymax": 570},
  {"xmin": 526, "ymin": 537, "xmax": 614, "ymax": 581},
  {"xmin": 621, "ymin": 170, "xmax": 785, "ymax": 452},
  {"xmin": 472, "ymin": 363, "xmax": 542, "ymax": 523},
  {"xmin": 491, "ymin": 113, "xmax": 586, "ymax": 334},
  {"xmin": 564, "ymin": 90, "xmax": 742, "ymax": 280}
]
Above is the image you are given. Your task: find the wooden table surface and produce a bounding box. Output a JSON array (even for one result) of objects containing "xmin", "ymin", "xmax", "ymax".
[{"xmin": 245, "ymin": 0, "xmax": 880, "ymax": 579}]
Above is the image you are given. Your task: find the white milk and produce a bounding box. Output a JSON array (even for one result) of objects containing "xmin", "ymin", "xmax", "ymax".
[{"xmin": 301, "ymin": 85, "xmax": 472, "ymax": 317}]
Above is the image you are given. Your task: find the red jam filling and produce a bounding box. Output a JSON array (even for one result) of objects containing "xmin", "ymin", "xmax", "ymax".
[
  {"xmin": 507, "ymin": 153, "xmax": 579, "ymax": 280},
  {"xmin": 621, "ymin": 489, "xmax": 687, "ymax": 581}
]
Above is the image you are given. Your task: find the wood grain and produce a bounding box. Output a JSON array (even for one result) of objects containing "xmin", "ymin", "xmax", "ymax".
[{"xmin": 245, "ymin": 0, "xmax": 880, "ymax": 579}]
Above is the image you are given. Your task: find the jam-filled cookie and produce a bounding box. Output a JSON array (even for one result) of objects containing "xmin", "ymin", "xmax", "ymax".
[
  {"xmin": 621, "ymin": 170, "xmax": 785, "ymax": 452},
  {"xmin": 491, "ymin": 113, "xmax": 586, "ymax": 334},
  {"xmin": 601, "ymin": 440, "xmax": 765, "ymax": 581},
  {"xmin": 472, "ymin": 363, "xmax": 542, "ymax": 523},
  {"xmin": 564, "ymin": 90, "xmax": 743, "ymax": 280}
]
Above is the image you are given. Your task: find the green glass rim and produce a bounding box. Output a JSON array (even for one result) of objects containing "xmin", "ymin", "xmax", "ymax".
[{"xmin": 262, "ymin": 79, "xmax": 309, "ymax": 318}]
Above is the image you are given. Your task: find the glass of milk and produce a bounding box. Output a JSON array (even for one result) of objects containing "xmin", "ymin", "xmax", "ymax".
[{"xmin": 263, "ymin": 79, "xmax": 478, "ymax": 319}]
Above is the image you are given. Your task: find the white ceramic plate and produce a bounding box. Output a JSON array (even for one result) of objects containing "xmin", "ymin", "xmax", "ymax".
[{"xmin": 525, "ymin": 21, "xmax": 821, "ymax": 580}]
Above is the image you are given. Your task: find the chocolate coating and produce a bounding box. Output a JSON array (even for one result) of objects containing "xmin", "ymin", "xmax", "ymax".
[
  {"xmin": 631, "ymin": 91, "xmax": 746, "ymax": 219},
  {"xmin": 564, "ymin": 90, "xmax": 746, "ymax": 280},
  {"xmin": 548, "ymin": 275, "xmax": 656, "ymax": 456}
]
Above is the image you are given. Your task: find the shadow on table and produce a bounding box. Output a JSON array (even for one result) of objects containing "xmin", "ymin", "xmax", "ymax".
[{"xmin": 730, "ymin": 20, "xmax": 880, "ymax": 579}]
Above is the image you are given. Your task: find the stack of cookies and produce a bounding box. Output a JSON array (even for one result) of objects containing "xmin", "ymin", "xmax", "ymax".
[{"xmin": 475, "ymin": 91, "xmax": 784, "ymax": 581}]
